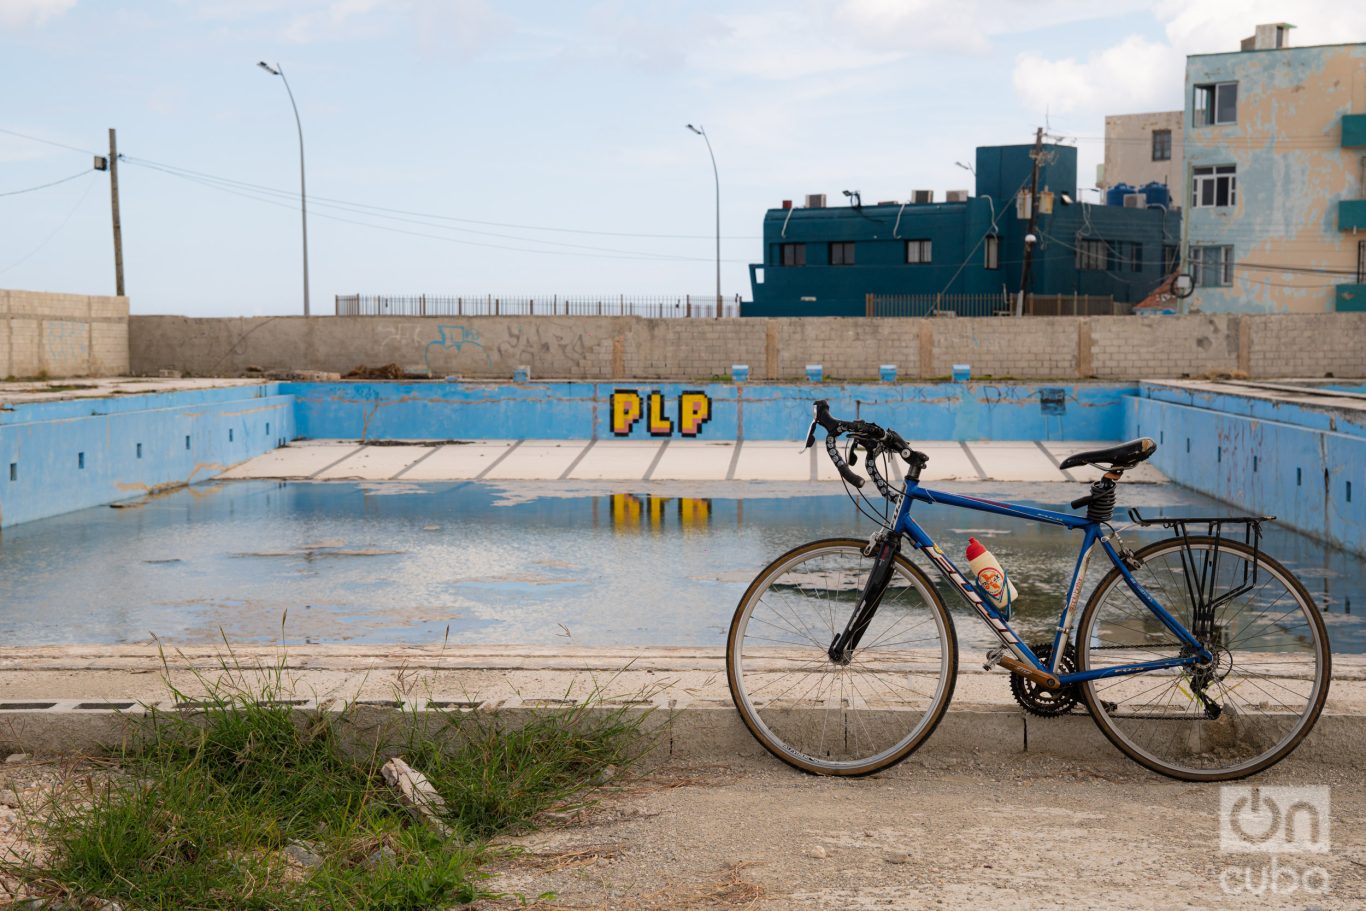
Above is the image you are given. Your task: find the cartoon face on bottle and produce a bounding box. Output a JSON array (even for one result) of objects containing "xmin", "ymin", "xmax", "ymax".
[{"xmin": 977, "ymin": 566, "xmax": 1005, "ymax": 599}]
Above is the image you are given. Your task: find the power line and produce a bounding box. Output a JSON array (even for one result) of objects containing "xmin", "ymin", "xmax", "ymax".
[
  {"xmin": 0, "ymin": 169, "xmax": 92, "ymax": 197},
  {"xmin": 122, "ymin": 155, "xmax": 759, "ymax": 241},
  {"xmin": 0, "ymin": 127, "xmax": 100, "ymax": 156},
  {"xmin": 0, "ymin": 172, "xmax": 99, "ymax": 276},
  {"xmin": 132, "ymin": 162, "xmax": 751, "ymax": 264}
]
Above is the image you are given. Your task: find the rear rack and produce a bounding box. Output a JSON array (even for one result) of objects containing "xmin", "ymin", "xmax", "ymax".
[{"xmin": 1126, "ymin": 509, "xmax": 1274, "ymax": 644}]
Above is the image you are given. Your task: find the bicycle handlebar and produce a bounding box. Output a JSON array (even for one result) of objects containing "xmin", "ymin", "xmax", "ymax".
[{"xmin": 812, "ymin": 400, "xmax": 927, "ymax": 494}]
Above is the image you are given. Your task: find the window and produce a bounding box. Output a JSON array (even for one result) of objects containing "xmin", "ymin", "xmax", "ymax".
[
  {"xmin": 1194, "ymin": 82, "xmax": 1237, "ymax": 126},
  {"xmin": 1129, "ymin": 242, "xmax": 1144, "ymax": 272},
  {"xmin": 1358, "ymin": 240, "xmax": 1365, "ymax": 284},
  {"xmin": 780, "ymin": 243, "xmax": 805, "ymax": 267},
  {"xmin": 1191, "ymin": 245, "xmax": 1234, "ymax": 287},
  {"xmin": 984, "ymin": 235, "xmax": 999, "ymax": 270},
  {"xmin": 1163, "ymin": 245, "xmax": 1180, "ymax": 275},
  {"xmin": 1152, "ymin": 129, "xmax": 1172, "ymax": 161},
  {"xmin": 1192, "ymin": 165, "xmax": 1237, "ymax": 207},
  {"xmin": 830, "ymin": 241, "xmax": 856, "ymax": 266},
  {"xmin": 905, "ymin": 239, "xmax": 932, "ymax": 264},
  {"xmin": 1076, "ymin": 239, "xmax": 1109, "ymax": 271}
]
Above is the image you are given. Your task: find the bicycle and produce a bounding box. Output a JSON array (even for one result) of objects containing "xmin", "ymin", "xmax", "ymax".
[{"xmin": 726, "ymin": 400, "xmax": 1331, "ymax": 781}]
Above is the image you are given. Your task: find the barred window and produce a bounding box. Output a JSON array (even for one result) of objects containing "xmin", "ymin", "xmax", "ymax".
[
  {"xmin": 1076, "ymin": 239, "xmax": 1109, "ymax": 271},
  {"xmin": 1191, "ymin": 245, "xmax": 1234, "ymax": 287}
]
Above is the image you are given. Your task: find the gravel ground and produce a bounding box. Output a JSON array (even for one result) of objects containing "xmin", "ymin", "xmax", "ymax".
[
  {"xmin": 3, "ymin": 751, "xmax": 1361, "ymax": 910},
  {"xmin": 473, "ymin": 753, "xmax": 1365, "ymax": 911}
]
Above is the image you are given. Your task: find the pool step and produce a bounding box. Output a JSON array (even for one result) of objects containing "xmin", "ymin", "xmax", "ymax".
[{"xmin": 220, "ymin": 440, "xmax": 1168, "ymax": 484}]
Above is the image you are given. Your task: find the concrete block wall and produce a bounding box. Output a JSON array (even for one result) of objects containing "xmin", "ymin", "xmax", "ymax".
[
  {"xmin": 128, "ymin": 312, "xmax": 1366, "ymax": 382},
  {"xmin": 0, "ymin": 289, "xmax": 130, "ymax": 378}
]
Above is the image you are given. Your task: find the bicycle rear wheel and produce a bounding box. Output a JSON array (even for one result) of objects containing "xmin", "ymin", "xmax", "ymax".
[
  {"xmin": 726, "ymin": 538, "xmax": 957, "ymax": 776},
  {"xmin": 1076, "ymin": 537, "xmax": 1330, "ymax": 781}
]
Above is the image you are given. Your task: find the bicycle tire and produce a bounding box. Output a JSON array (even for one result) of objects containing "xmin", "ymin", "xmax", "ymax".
[
  {"xmin": 1076, "ymin": 536, "xmax": 1330, "ymax": 782},
  {"xmin": 726, "ymin": 538, "xmax": 958, "ymax": 776}
]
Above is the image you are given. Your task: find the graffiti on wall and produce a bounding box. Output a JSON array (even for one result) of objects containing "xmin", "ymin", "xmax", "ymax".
[
  {"xmin": 610, "ymin": 389, "xmax": 712, "ymax": 437},
  {"xmin": 424, "ymin": 325, "xmax": 492, "ymax": 373}
]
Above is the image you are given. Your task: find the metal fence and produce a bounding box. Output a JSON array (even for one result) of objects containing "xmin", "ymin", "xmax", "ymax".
[
  {"xmin": 867, "ymin": 292, "xmax": 1125, "ymax": 317},
  {"xmin": 335, "ymin": 294, "xmax": 742, "ymax": 319}
]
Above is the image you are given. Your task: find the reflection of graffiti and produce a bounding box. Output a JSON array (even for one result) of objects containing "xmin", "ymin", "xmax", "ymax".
[
  {"xmin": 610, "ymin": 389, "xmax": 713, "ymax": 438},
  {"xmin": 609, "ymin": 494, "xmax": 711, "ymax": 531},
  {"xmin": 424, "ymin": 325, "xmax": 492, "ymax": 373}
]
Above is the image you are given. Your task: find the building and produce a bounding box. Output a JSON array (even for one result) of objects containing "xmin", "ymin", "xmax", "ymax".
[
  {"xmin": 1181, "ymin": 25, "xmax": 1366, "ymax": 313},
  {"xmin": 746, "ymin": 143, "xmax": 1179, "ymax": 317},
  {"xmin": 1100, "ymin": 110, "xmax": 1185, "ymax": 205}
]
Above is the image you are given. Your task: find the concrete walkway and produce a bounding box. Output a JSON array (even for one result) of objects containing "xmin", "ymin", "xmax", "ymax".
[{"xmin": 221, "ymin": 440, "xmax": 1168, "ymax": 484}]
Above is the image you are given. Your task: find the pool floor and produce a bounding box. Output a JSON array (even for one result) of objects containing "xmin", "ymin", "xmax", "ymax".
[{"xmin": 1, "ymin": 479, "xmax": 1361, "ymax": 652}]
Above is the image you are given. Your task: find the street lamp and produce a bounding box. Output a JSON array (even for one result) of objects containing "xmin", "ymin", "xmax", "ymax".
[
  {"xmin": 685, "ymin": 123, "xmax": 721, "ymax": 318},
  {"xmin": 258, "ymin": 61, "xmax": 311, "ymax": 317}
]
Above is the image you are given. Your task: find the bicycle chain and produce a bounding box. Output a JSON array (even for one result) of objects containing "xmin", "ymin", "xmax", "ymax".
[{"xmin": 1009, "ymin": 641, "xmax": 1081, "ymax": 717}]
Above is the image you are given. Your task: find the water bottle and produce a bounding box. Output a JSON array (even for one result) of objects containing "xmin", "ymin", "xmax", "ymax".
[{"xmin": 966, "ymin": 537, "xmax": 1018, "ymax": 619}]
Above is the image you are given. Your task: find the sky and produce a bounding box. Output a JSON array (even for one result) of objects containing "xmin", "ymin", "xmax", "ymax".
[{"xmin": 2, "ymin": 0, "xmax": 1364, "ymax": 316}]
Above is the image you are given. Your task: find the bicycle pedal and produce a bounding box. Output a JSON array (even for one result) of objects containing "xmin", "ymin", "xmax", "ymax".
[{"xmin": 982, "ymin": 647, "xmax": 1006, "ymax": 671}]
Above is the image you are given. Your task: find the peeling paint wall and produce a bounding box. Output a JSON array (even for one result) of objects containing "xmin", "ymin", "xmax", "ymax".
[
  {"xmin": 1130, "ymin": 382, "xmax": 1365, "ymax": 556},
  {"xmin": 0, "ymin": 385, "xmax": 293, "ymax": 528},
  {"xmin": 1184, "ymin": 43, "xmax": 1366, "ymax": 313}
]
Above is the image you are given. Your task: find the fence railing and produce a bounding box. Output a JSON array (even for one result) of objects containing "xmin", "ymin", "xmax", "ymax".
[
  {"xmin": 866, "ymin": 292, "xmax": 1125, "ymax": 317},
  {"xmin": 335, "ymin": 294, "xmax": 742, "ymax": 318}
]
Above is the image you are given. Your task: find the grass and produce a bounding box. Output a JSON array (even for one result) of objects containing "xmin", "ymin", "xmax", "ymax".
[{"xmin": 2, "ymin": 650, "xmax": 653, "ymax": 910}]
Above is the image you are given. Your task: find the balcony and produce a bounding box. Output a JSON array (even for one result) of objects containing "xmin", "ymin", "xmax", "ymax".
[
  {"xmin": 1343, "ymin": 113, "xmax": 1366, "ymax": 148},
  {"xmin": 1336, "ymin": 284, "xmax": 1366, "ymax": 312},
  {"xmin": 1340, "ymin": 199, "xmax": 1366, "ymax": 232}
]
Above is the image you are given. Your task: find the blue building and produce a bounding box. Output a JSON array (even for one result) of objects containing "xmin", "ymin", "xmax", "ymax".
[{"xmin": 746, "ymin": 144, "xmax": 1180, "ymax": 317}]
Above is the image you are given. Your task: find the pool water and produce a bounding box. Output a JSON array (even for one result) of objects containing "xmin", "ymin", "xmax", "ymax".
[{"xmin": 1, "ymin": 479, "xmax": 1361, "ymax": 652}]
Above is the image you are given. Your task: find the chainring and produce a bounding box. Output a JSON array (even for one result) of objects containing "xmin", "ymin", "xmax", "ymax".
[{"xmin": 1010, "ymin": 641, "xmax": 1080, "ymax": 717}]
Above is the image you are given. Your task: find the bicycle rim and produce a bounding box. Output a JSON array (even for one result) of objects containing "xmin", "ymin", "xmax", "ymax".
[
  {"xmin": 727, "ymin": 539, "xmax": 956, "ymax": 776},
  {"xmin": 1077, "ymin": 537, "xmax": 1330, "ymax": 781}
]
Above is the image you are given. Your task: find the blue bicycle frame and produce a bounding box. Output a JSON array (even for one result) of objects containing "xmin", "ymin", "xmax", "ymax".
[{"xmin": 889, "ymin": 478, "xmax": 1213, "ymax": 684}]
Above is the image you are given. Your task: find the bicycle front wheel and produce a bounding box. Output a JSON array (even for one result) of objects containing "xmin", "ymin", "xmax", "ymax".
[
  {"xmin": 726, "ymin": 538, "xmax": 957, "ymax": 776},
  {"xmin": 1077, "ymin": 536, "xmax": 1330, "ymax": 781}
]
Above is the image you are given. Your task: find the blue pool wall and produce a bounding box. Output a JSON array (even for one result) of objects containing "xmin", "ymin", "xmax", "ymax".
[
  {"xmin": 283, "ymin": 381, "xmax": 1134, "ymax": 442},
  {"xmin": 0, "ymin": 384, "xmax": 293, "ymax": 528},
  {"xmin": 1128, "ymin": 383, "xmax": 1364, "ymax": 557}
]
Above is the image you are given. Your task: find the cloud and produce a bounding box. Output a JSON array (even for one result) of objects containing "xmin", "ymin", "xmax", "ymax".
[
  {"xmin": 1012, "ymin": 0, "xmax": 1366, "ymax": 119},
  {"xmin": 0, "ymin": 0, "xmax": 76, "ymax": 29},
  {"xmin": 1013, "ymin": 35, "xmax": 1184, "ymax": 116}
]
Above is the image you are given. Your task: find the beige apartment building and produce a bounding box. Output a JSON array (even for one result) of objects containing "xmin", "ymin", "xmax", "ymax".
[{"xmin": 1100, "ymin": 110, "xmax": 1185, "ymax": 205}]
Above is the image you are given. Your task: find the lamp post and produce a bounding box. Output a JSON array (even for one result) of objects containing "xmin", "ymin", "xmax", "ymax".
[
  {"xmin": 258, "ymin": 61, "xmax": 310, "ymax": 317},
  {"xmin": 685, "ymin": 124, "xmax": 720, "ymax": 317}
]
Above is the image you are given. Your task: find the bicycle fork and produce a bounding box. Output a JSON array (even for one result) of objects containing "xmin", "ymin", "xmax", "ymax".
[{"xmin": 828, "ymin": 533, "xmax": 901, "ymax": 665}]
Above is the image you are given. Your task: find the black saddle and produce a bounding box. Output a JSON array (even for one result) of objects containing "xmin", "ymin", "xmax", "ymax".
[{"xmin": 1059, "ymin": 438, "xmax": 1157, "ymax": 471}]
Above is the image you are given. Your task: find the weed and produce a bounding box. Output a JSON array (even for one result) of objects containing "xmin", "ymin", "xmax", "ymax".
[{"xmin": 2, "ymin": 647, "xmax": 651, "ymax": 910}]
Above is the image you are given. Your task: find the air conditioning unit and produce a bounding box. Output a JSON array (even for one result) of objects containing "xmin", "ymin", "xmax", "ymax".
[
  {"xmin": 911, "ymin": 189, "xmax": 934, "ymax": 204},
  {"xmin": 876, "ymin": 200, "xmax": 900, "ymax": 206},
  {"xmin": 805, "ymin": 193, "xmax": 826, "ymax": 208},
  {"xmin": 945, "ymin": 190, "xmax": 969, "ymax": 203},
  {"xmin": 1123, "ymin": 193, "xmax": 1148, "ymax": 208}
]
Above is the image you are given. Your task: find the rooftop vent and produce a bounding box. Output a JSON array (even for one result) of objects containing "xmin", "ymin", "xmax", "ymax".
[
  {"xmin": 876, "ymin": 200, "xmax": 900, "ymax": 206},
  {"xmin": 1241, "ymin": 22, "xmax": 1293, "ymax": 51},
  {"xmin": 945, "ymin": 190, "xmax": 969, "ymax": 203},
  {"xmin": 910, "ymin": 189, "xmax": 934, "ymax": 204},
  {"xmin": 805, "ymin": 193, "xmax": 826, "ymax": 209}
]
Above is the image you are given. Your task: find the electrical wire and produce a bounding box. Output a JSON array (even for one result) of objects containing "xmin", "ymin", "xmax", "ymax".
[
  {"xmin": 0, "ymin": 172, "xmax": 98, "ymax": 275},
  {"xmin": 132, "ymin": 162, "xmax": 750, "ymax": 264},
  {"xmin": 0, "ymin": 127, "xmax": 99, "ymax": 156},
  {"xmin": 0, "ymin": 169, "xmax": 95, "ymax": 197},
  {"xmin": 121, "ymin": 155, "xmax": 759, "ymax": 241}
]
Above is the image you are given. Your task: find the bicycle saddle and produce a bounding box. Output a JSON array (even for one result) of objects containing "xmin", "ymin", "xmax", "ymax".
[{"xmin": 1059, "ymin": 437, "xmax": 1157, "ymax": 471}]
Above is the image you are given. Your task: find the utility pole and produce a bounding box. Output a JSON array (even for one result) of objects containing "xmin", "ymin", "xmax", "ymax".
[
  {"xmin": 1015, "ymin": 126, "xmax": 1044, "ymax": 318},
  {"xmin": 108, "ymin": 128, "xmax": 125, "ymax": 297}
]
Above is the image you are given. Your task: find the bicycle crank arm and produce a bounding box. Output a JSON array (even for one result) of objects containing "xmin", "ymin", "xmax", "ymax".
[{"xmin": 998, "ymin": 656, "xmax": 1061, "ymax": 690}]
